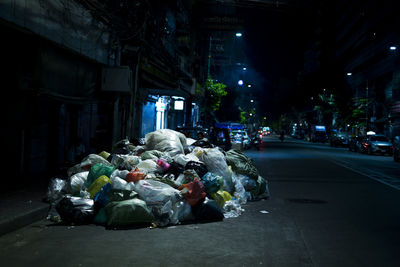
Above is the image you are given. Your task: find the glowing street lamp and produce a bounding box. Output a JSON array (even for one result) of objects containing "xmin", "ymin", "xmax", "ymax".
[
  {"xmin": 390, "ymin": 46, "xmax": 397, "ymax": 50},
  {"xmin": 347, "ymin": 72, "xmax": 352, "ymax": 76},
  {"xmin": 238, "ymin": 80, "xmax": 244, "ymax": 86},
  {"xmin": 243, "ymin": 67, "xmax": 247, "ymax": 70},
  {"xmin": 235, "ymin": 32, "xmax": 242, "ymax": 37},
  {"xmin": 247, "ymin": 84, "xmax": 252, "ymax": 88}
]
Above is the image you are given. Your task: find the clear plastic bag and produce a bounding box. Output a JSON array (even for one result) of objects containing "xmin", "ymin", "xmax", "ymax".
[
  {"xmin": 46, "ymin": 178, "xmax": 67, "ymax": 203},
  {"xmin": 140, "ymin": 150, "xmax": 165, "ymax": 161},
  {"xmin": 134, "ymin": 179, "xmax": 181, "ymax": 206},
  {"xmin": 56, "ymin": 196, "xmax": 95, "ymax": 224},
  {"xmin": 111, "ymin": 154, "xmax": 140, "ymax": 170},
  {"xmin": 235, "ymin": 173, "xmax": 257, "ymax": 191},
  {"xmin": 195, "ymin": 147, "xmax": 233, "ymax": 192},
  {"xmin": 231, "ymin": 172, "xmax": 248, "ymax": 204},
  {"xmin": 134, "ymin": 179, "xmax": 182, "ymax": 226},
  {"xmin": 223, "ymin": 200, "xmax": 245, "ymax": 218}
]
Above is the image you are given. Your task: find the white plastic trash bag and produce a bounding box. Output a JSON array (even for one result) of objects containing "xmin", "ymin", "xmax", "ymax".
[
  {"xmin": 136, "ymin": 159, "xmax": 159, "ymax": 174},
  {"xmin": 145, "ymin": 129, "xmax": 187, "ymax": 156},
  {"xmin": 68, "ymin": 171, "xmax": 89, "ymax": 195},
  {"xmin": 173, "ymin": 153, "xmax": 200, "ymax": 167},
  {"xmin": 110, "ymin": 170, "xmax": 135, "ymax": 191}
]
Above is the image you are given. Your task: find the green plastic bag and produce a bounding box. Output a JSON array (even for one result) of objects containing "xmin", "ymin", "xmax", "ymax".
[
  {"xmin": 105, "ymin": 198, "xmax": 154, "ymax": 227},
  {"xmin": 225, "ymin": 150, "xmax": 259, "ymax": 180},
  {"xmin": 94, "ymin": 208, "xmax": 107, "ymax": 225},
  {"xmin": 250, "ymin": 176, "xmax": 270, "ymax": 200},
  {"xmin": 108, "ymin": 189, "xmax": 138, "ymax": 202},
  {"xmin": 87, "ymin": 163, "xmax": 115, "ymax": 187}
]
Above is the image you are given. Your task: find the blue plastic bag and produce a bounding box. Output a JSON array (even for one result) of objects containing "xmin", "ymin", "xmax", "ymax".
[
  {"xmin": 201, "ymin": 172, "xmax": 224, "ymax": 194},
  {"xmin": 94, "ymin": 183, "xmax": 112, "ymax": 207}
]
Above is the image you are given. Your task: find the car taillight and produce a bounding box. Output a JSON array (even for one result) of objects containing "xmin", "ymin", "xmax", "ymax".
[
  {"xmin": 259, "ymin": 134, "xmax": 262, "ymax": 138},
  {"xmin": 362, "ymin": 143, "xmax": 369, "ymax": 148}
]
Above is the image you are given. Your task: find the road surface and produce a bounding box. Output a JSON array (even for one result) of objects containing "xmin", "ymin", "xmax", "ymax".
[{"xmin": 0, "ymin": 136, "xmax": 399, "ymax": 267}]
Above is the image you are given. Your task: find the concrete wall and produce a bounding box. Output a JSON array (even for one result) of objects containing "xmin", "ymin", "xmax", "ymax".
[{"xmin": 0, "ymin": 0, "xmax": 111, "ymax": 64}]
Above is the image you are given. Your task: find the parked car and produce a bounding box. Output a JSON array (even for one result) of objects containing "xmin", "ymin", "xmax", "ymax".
[
  {"xmin": 330, "ymin": 132, "xmax": 349, "ymax": 147},
  {"xmin": 360, "ymin": 134, "xmax": 393, "ymax": 155},
  {"xmin": 393, "ymin": 136, "xmax": 400, "ymax": 162},
  {"xmin": 348, "ymin": 135, "xmax": 365, "ymax": 152},
  {"xmin": 231, "ymin": 129, "xmax": 251, "ymax": 149}
]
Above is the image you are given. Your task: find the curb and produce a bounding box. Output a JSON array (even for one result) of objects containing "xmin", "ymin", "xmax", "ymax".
[{"xmin": 0, "ymin": 204, "xmax": 49, "ymax": 237}]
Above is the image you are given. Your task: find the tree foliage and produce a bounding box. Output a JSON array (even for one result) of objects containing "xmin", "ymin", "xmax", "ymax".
[{"xmin": 204, "ymin": 78, "xmax": 228, "ymax": 111}]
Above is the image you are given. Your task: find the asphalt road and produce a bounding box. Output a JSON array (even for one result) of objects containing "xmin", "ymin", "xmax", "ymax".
[{"xmin": 1, "ymin": 136, "xmax": 399, "ymax": 267}]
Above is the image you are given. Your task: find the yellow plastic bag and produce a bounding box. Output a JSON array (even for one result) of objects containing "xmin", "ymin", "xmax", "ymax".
[
  {"xmin": 88, "ymin": 175, "xmax": 111, "ymax": 199},
  {"xmin": 210, "ymin": 190, "xmax": 232, "ymax": 207},
  {"xmin": 98, "ymin": 151, "xmax": 110, "ymax": 160}
]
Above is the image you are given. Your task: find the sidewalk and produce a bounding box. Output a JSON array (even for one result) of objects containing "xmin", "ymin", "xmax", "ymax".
[{"xmin": 0, "ymin": 186, "xmax": 49, "ymax": 236}]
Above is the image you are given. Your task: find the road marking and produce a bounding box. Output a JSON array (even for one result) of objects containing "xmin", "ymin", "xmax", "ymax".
[{"xmin": 330, "ymin": 159, "xmax": 400, "ymax": 190}]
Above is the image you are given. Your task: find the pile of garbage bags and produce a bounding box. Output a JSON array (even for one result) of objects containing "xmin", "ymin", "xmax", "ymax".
[{"xmin": 46, "ymin": 129, "xmax": 269, "ymax": 228}]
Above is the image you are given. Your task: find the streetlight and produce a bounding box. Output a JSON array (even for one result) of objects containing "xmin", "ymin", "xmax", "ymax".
[
  {"xmin": 238, "ymin": 80, "xmax": 244, "ymax": 86},
  {"xmin": 236, "ymin": 32, "xmax": 242, "ymax": 37},
  {"xmin": 243, "ymin": 67, "xmax": 247, "ymax": 70},
  {"xmin": 390, "ymin": 46, "xmax": 397, "ymax": 50},
  {"xmin": 247, "ymin": 84, "xmax": 252, "ymax": 88},
  {"xmin": 250, "ymin": 99, "xmax": 254, "ymax": 103},
  {"xmin": 347, "ymin": 72, "xmax": 352, "ymax": 76}
]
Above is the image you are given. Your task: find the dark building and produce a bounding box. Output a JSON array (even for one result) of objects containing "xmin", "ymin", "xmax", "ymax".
[
  {"xmin": 1, "ymin": 0, "xmax": 202, "ymax": 189},
  {"xmin": 301, "ymin": 0, "xmax": 400, "ymax": 138}
]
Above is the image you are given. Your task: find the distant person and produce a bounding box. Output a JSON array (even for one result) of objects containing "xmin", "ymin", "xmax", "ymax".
[
  {"xmin": 280, "ymin": 131, "xmax": 285, "ymax": 142},
  {"xmin": 223, "ymin": 128, "xmax": 232, "ymax": 151}
]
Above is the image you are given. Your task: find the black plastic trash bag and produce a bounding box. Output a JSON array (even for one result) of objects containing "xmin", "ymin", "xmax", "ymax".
[
  {"xmin": 166, "ymin": 162, "xmax": 185, "ymax": 178},
  {"xmin": 191, "ymin": 139, "xmax": 214, "ymax": 148},
  {"xmin": 56, "ymin": 196, "xmax": 95, "ymax": 224},
  {"xmin": 185, "ymin": 161, "xmax": 208, "ymax": 178},
  {"xmin": 191, "ymin": 198, "xmax": 224, "ymax": 222}
]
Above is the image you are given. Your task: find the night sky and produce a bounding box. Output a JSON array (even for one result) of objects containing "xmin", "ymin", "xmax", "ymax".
[{"xmin": 229, "ymin": 4, "xmax": 316, "ymax": 120}]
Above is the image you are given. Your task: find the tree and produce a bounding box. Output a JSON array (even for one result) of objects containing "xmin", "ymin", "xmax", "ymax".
[{"xmin": 204, "ymin": 78, "xmax": 228, "ymax": 111}]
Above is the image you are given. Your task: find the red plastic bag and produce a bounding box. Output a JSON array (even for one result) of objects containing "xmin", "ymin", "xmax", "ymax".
[
  {"xmin": 126, "ymin": 168, "xmax": 146, "ymax": 183},
  {"xmin": 178, "ymin": 178, "xmax": 206, "ymax": 206}
]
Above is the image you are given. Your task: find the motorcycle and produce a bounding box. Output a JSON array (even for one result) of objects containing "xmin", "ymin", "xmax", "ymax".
[{"xmin": 253, "ymin": 134, "xmax": 263, "ymax": 150}]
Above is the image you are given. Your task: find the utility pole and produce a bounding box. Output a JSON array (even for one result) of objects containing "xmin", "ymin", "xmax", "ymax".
[
  {"xmin": 207, "ymin": 35, "xmax": 212, "ymax": 78},
  {"xmin": 366, "ymin": 80, "xmax": 369, "ymax": 131}
]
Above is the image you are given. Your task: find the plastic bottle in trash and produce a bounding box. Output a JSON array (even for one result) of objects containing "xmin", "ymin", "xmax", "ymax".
[{"xmin": 157, "ymin": 159, "xmax": 170, "ymax": 171}]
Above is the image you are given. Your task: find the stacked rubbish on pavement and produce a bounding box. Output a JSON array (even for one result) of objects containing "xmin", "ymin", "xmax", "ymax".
[{"xmin": 46, "ymin": 129, "xmax": 270, "ymax": 228}]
